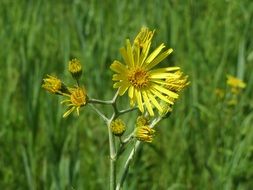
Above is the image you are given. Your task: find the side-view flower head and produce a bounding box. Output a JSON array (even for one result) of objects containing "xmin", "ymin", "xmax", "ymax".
[{"xmin": 42, "ymin": 75, "xmax": 69, "ymax": 95}]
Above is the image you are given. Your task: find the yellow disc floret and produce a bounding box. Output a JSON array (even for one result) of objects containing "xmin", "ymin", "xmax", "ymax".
[{"xmin": 128, "ymin": 67, "xmax": 150, "ymax": 89}]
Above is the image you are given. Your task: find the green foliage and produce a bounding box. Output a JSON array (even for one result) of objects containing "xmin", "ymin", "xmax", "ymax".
[{"xmin": 0, "ymin": 0, "xmax": 253, "ymax": 189}]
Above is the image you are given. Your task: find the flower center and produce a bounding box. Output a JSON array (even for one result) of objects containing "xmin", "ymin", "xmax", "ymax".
[
  {"xmin": 128, "ymin": 68, "xmax": 149, "ymax": 89},
  {"xmin": 70, "ymin": 88, "xmax": 87, "ymax": 106}
]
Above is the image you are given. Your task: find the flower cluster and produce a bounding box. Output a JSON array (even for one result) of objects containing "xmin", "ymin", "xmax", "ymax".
[
  {"xmin": 110, "ymin": 27, "xmax": 189, "ymax": 116},
  {"xmin": 42, "ymin": 59, "xmax": 88, "ymax": 117}
]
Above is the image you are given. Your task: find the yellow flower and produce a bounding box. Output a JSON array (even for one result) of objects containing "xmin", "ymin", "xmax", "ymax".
[
  {"xmin": 135, "ymin": 125, "xmax": 155, "ymax": 143},
  {"xmin": 61, "ymin": 87, "xmax": 88, "ymax": 118},
  {"xmin": 227, "ymin": 75, "xmax": 246, "ymax": 94},
  {"xmin": 42, "ymin": 75, "xmax": 68, "ymax": 95},
  {"xmin": 110, "ymin": 119, "xmax": 126, "ymax": 136},
  {"xmin": 68, "ymin": 58, "xmax": 82, "ymax": 80},
  {"xmin": 110, "ymin": 27, "xmax": 182, "ymax": 116}
]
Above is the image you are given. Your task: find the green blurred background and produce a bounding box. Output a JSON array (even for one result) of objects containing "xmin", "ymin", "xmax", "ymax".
[{"xmin": 0, "ymin": 0, "xmax": 253, "ymax": 189}]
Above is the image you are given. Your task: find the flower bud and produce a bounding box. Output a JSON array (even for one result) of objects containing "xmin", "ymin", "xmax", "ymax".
[
  {"xmin": 68, "ymin": 58, "xmax": 82, "ymax": 80},
  {"xmin": 110, "ymin": 119, "xmax": 126, "ymax": 137}
]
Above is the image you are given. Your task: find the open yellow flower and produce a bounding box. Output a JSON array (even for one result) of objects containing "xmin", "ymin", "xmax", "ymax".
[
  {"xmin": 61, "ymin": 87, "xmax": 88, "ymax": 118},
  {"xmin": 110, "ymin": 27, "xmax": 182, "ymax": 116}
]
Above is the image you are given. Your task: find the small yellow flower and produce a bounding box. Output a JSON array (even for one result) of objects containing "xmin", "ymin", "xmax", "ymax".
[
  {"xmin": 68, "ymin": 58, "xmax": 82, "ymax": 80},
  {"xmin": 61, "ymin": 87, "xmax": 88, "ymax": 118},
  {"xmin": 111, "ymin": 27, "xmax": 182, "ymax": 116},
  {"xmin": 135, "ymin": 125, "xmax": 155, "ymax": 143},
  {"xmin": 227, "ymin": 75, "xmax": 246, "ymax": 89},
  {"xmin": 110, "ymin": 119, "xmax": 126, "ymax": 136},
  {"xmin": 42, "ymin": 75, "xmax": 68, "ymax": 95}
]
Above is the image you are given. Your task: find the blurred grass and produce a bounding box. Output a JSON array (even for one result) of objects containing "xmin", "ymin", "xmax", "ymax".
[{"xmin": 0, "ymin": 0, "xmax": 253, "ymax": 189}]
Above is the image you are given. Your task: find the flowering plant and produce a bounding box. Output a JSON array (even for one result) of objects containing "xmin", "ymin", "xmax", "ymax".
[{"xmin": 42, "ymin": 27, "xmax": 189, "ymax": 190}]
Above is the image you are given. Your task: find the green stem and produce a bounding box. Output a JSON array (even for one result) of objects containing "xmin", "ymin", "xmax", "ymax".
[
  {"xmin": 88, "ymin": 104, "xmax": 109, "ymax": 122},
  {"xmin": 116, "ymin": 107, "xmax": 138, "ymax": 117},
  {"xmin": 108, "ymin": 120, "xmax": 116, "ymax": 190},
  {"xmin": 108, "ymin": 90, "xmax": 119, "ymax": 190},
  {"xmin": 88, "ymin": 98, "xmax": 113, "ymax": 105}
]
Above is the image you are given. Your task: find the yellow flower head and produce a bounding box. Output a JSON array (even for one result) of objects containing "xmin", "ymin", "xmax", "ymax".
[
  {"xmin": 111, "ymin": 27, "xmax": 183, "ymax": 116},
  {"xmin": 135, "ymin": 125, "xmax": 155, "ymax": 143},
  {"xmin": 110, "ymin": 119, "xmax": 126, "ymax": 136},
  {"xmin": 68, "ymin": 58, "xmax": 82, "ymax": 80},
  {"xmin": 42, "ymin": 75, "xmax": 68, "ymax": 95},
  {"xmin": 61, "ymin": 87, "xmax": 88, "ymax": 118},
  {"xmin": 227, "ymin": 75, "xmax": 246, "ymax": 89},
  {"xmin": 165, "ymin": 71, "xmax": 189, "ymax": 93}
]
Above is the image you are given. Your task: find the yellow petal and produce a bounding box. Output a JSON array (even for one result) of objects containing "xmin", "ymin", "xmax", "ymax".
[
  {"xmin": 150, "ymin": 73, "xmax": 174, "ymax": 79},
  {"xmin": 112, "ymin": 74, "xmax": 126, "ymax": 81},
  {"xmin": 135, "ymin": 89, "xmax": 144, "ymax": 112},
  {"xmin": 120, "ymin": 47, "xmax": 131, "ymax": 67},
  {"xmin": 63, "ymin": 107, "xmax": 75, "ymax": 118},
  {"xmin": 119, "ymin": 82, "xmax": 130, "ymax": 95},
  {"xmin": 145, "ymin": 48, "xmax": 173, "ymax": 70},
  {"xmin": 153, "ymin": 84, "xmax": 178, "ymax": 98},
  {"xmin": 149, "ymin": 67, "xmax": 180, "ymax": 74},
  {"xmin": 110, "ymin": 61, "xmax": 127, "ymax": 73},
  {"xmin": 128, "ymin": 86, "xmax": 134, "ymax": 99},
  {"xmin": 126, "ymin": 39, "xmax": 135, "ymax": 67},
  {"xmin": 147, "ymin": 92, "xmax": 163, "ymax": 113},
  {"xmin": 142, "ymin": 91, "xmax": 154, "ymax": 116},
  {"xmin": 150, "ymin": 88, "xmax": 174, "ymax": 104},
  {"xmin": 145, "ymin": 43, "xmax": 165, "ymax": 64},
  {"xmin": 140, "ymin": 42, "xmax": 151, "ymax": 65}
]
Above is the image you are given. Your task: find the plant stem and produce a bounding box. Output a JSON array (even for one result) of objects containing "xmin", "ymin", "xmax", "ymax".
[
  {"xmin": 108, "ymin": 120, "xmax": 116, "ymax": 190},
  {"xmin": 88, "ymin": 104, "xmax": 109, "ymax": 122},
  {"xmin": 88, "ymin": 98, "xmax": 113, "ymax": 105},
  {"xmin": 116, "ymin": 141, "xmax": 141, "ymax": 190},
  {"xmin": 108, "ymin": 90, "xmax": 119, "ymax": 190}
]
